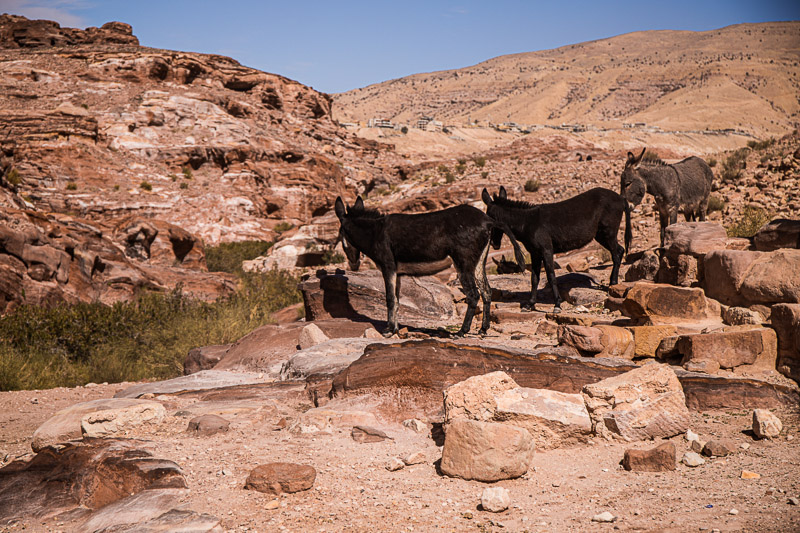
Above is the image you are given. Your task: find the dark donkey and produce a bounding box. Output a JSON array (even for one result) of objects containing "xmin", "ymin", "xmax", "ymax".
[
  {"xmin": 335, "ymin": 196, "xmax": 526, "ymax": 337},
  {"xmin": 482, "ymin": 186, "xmax": 631, "ymax": 312},
  {"xmin": 620, "ymin": 148, "xmax": 714, "ymax": 246}
]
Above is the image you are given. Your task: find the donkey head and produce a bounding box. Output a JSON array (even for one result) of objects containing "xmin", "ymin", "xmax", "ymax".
[
  {"xmin": 620, "ymin": 148, "xmax": 647, "ymax": 207},
  {"xmin": 481, "ymin": 187, "xmax": 506, "ymax": 249},
  {"xmin": 334, "ymin": 196, "xmax": 363, "ymax": 271}
]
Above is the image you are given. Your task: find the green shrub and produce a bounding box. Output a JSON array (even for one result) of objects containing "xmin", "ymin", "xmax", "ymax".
[
  {"xmin": 114, "ymin": 184, "xmax": 120, "ymax": 191},
  {"xmin": 444, "ymin": 171, "xmax": 455, "ymax": 183},
  {"xmin": 707, "ymin": 157, "xmax": 717, "ymax": 168},
  {"xmin": 6, "ymin": 168, "xmax": 21, "ymax": 186},
  {"xmin": 401, "ymin": 126, "xmax": 408, "ymax": 134},
  {"xmin": 170, "ymin": 174, "xmax": 178, "ymax": 182},
  {"xmin": 0, "ymin": 270, "xmax": 300, "ymax": 391},
  {"xmin": 707, "ymin": 195, "xmax": 726, "ymax": 212},
  {"xmin": 179, "ymin": 182, "xmax": 189, "ymax": 190},
  {"xmin": 66, "ymin": 182, "xmax": 77, "ymax": 190},
  {"xmin": 182, "ymin": 166, "xmax": 193, "ymax": 179},
  {"xmin": 472, "ymin": 156, "xmax": 486, "ymax": 168},
  {"xmin": 721, "ymin": 148, "xmax": 748, "ymax": 182},
  {"xmin": 454, "ymin": 163, "xmax": 466, "ymax": 174},
  {"xmin": 437, "ymin": 164, "xmax": 449, "ymax": 174},
  {"xmin": 205, "ymin": 240, "xmax": 273, "ymax": 274},
  {"xmin": 457, "ymin": 158, "xmax": 466, "ymax": 165},
  {"xmin": 140, "ymin": 181, "xmax": 152, "ymax": 191},
  {"xmin": 524, "ymin": 179, "xmax": 541, "ymax": 192},
  {"xmin": 481, "ymin": 171, "xmax": 489, "ymax": 179},
  {"xmin": 274, "ymin": 222, "xmax": 294, "ymax": 234},
  {"xmin": 726, "ymin": 206, "xmax": 772, "ymax": 238},
  {"xmin": 322, "ymin": 249, "xmax": 345, "ymax": 265},
  {"xmin": 747, "ymin": 138, "xmax": 775, "ymax": 151}
]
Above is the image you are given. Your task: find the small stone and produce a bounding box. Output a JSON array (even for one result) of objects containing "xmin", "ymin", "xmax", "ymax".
[
  {"xmin": 682, "ymin": 451, "xmax": 705, "ymax": 467},
  {"xmin": 741, "ymin": 470, "xmax": 760, "ymax": 479},
  {"xmin": 787, "ymin": 435, "xmax": 794, "ymax": 441},
  {"xmin": 363, "ymin": 328, "xmax": 384, "ymax": 339},
  {"xmin": 622, "ymin": 442, "xmax": 676, "ymax": 472},
  {"xmin": 592, "ymin": 511, "xmax": 615, "ymax": 523},
  {"xmin": 789, "ymin": 497, "xmax": 800, "ymax": 506},
  {"xmin": 702, "ymin": 439, "xmax": 737, "ymax": 457},
  {"xmin": 740, "ymin": 442, "xmax": 750, "ymax": 450},
  {"xmin": 386, "ymin": 457, "xmax": 405, "ymax": 471},
  {"xmin": 265, "ymin": 499, "xmax": 279, "ymax": 510},
  {"xmin": 244, "ymin": 463, "xmax": 316, "ymax": 495},
  {"xmin": 221, "ymin": 469, "xmax": 233, "ymax": 476},
  {"xmin": 187, "ymin": 414, "xmax": 230, "ymax": 436},
  {"xmin": 481, "ymin": 487, "xmax": 510, "ymax": 513},
  {"xmin": 729, "ymin": 509, "xmax": 739, "ymax": 515},
  {"xmin": 298, "ymin": 323, "xmax": 330, "ymax": 349},
  {"xmin": 690, "ymin": 439, "xmax": 706, "ymax": 453},
  {"xmin": 402, "ymin": 419, "xmax": 427, "ymax": 433},
  {"xmin": 752, "ymin": 409, "xmax": 782, "ymax": 439},
  {"xmin": 351, "ymin": 425, "xmax": 391, "ymax": 443},
  {"xmin": 402, "ymin": 451, "xmax": 426, "ymax": 465},
  {"xmin": 685, "ymin": 429, "xmax": 699, "ymax": 442}
]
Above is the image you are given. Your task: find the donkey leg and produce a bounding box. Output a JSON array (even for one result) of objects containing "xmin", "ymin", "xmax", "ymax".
[
  {"xmin": 382, "ymin": 270, "xmax": 399, "ymax": 337},
  {"xmin": 456, "ymin": 270, "xmax": 480, "ymax": 337},
  {"xmin": 609, "ymin": 243, "xmax": 625, "ymax": 286},
  {"xmin": 475, "ymin": 245, "xmax": 492, "ymax": 335},
  {"xmin": 542, "ymin": 249, "xmax": 562, "ymax": 312},
  {"xmin": 522, "ymin": 254, "xmax": 542, "ymax": 311}
]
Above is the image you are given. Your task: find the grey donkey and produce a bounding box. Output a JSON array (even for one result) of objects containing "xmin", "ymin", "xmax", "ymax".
[{"xmin": 620, "ymin": 148, "xmax": 714, "ymax": 246}]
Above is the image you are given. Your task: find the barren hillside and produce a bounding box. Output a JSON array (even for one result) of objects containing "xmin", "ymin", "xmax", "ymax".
[{"xmin": 334, "ymin": 22, "xmax": 800, "ymax": 138}]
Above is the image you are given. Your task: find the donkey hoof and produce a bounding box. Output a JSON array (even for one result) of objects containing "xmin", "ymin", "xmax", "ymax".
[
  {"xmin": 552, "ymin": 305, "xmax": 562, "ymax": 314},
  {"xmin": 521, "ymin": 304, "xmax": 536, "ymax": 312},
  {"xmin": 382, "ymin": 329, "xmax": 397, "ymax": 338},
  {"xmin": 477, "ymin": 328, "xmax": 488, "ymax": 337},
  {"xmin": 451, "ymin": 330, "xmax": 468, "ymax": 339}
]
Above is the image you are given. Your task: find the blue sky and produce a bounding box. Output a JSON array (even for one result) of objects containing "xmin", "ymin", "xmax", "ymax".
[{"xmin": 2, "ymin": 1, "xmax": 798, "ymax": 93}]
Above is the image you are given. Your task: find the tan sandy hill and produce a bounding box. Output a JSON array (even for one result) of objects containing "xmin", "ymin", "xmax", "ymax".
[{"xmin": 334, "ymin": 22, "xmax": 800, "ymax": 139}]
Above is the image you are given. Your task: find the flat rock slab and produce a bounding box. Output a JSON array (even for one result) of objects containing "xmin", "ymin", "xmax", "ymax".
[
  {"xmin": 351, "ymin": 425, "xmax": 392, "ymax": 443},
  {"xmin": 279, "ymin": 338, "xmax": 395, "ymax": 381},
  {"xmin": 326, "ymin": 339, "xmax": 799, "ymax": 412},
  {"xmin": 31, "ymin": 398, "xmax": 164, "ymax": 452},
  {"xmin": 114, "ymin": 370, "xmax": 271, "ymax": 399},
  {"xmin": 244, "ymin": 463, "xmax": 316, "ymax": 495},
  {"xmin": 0, "ymin": 439, "xmax": 186, "ymax": 525},
  {"xmin": 213, "ymin": 319, "xmax": 374, "ymax": 375},
  {"xmin": 677, "ymin": 327, "xmax": 777, "ymax": 371},
  {"xmin": 89, "ymin": 506, "xmax": 223, "ymax": 533}
]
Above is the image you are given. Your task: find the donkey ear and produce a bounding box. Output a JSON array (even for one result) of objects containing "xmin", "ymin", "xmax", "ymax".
[
  {"xmin": 481, "ymin": 188, "xmax": 493, "ymax": 205},
  {"xmin": 334, "ymin": 197, "xmax": 346, "ymax": 220},
  {"xmin": 626, "ymin": 151, "xmax": 635, "ymax": 164},
  {"xmin": 353, "ymin": 196, "xmax": 365, "ymax": 211},
  {"xmin": 498, "ymin": 186, "xmax": 507, "ymax": 200},
  {"xmin": 634, "ymin": 147, "xmax": 646, "ymax": 166}
]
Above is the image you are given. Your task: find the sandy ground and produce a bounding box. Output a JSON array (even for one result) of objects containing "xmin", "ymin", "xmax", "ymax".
[{"xmin": 1, "ymin": 378, "xmax": 799, "ymax": 533}]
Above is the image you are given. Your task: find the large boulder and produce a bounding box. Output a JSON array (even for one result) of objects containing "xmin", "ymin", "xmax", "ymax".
[
  {"xmin": 629, "ymin": 325, "xmax": 678, "ymax": 359},
  {"xmin": 676, "ymin": 328, "xmax": 777, "ymax": 373},
  {"xmin": 440, "ymin": 419, "xmax": 535, "ymax": 482},
  {"xmin": 299, "ymin": 269, "xmax": 457, "ymax": 328},
  {"xmin": 557, "ymin": 324, "xmax": 634, "ymax": 359},
  {"xmin": 443, "ymin": 371, "xmax": 519, "ymax": 423},
  {"xmin": 753, "ymin": 218, "xmax": 800, "ymax": 252},
  {"xmin": 703, "ymin": 249, "xmax": 800, "ymax": 307},
  {"xmin": 621, "ymin": 441, "xmax": 677, "ymax": 472},
  {"xmin": 663, "ymin": 222, "xmax": 729, "ymax": 259},
  {"xmin": 244, "ymin": 463, "xmax": 316, "ymax": 495},
  {"xmin": 31, "ymin": 398, "xmax": 165, "ymax": 452},
  {"xmin": 493, "ymin": 387, "xmax": 592, "ymax": 449},
  {"xmin": 582, "ymin": 363, "xmax": 691, "ymax": 441},
  {"xmin": 771, "ymin": 303, "xmax": 800, "ymax": 382},
  {"xmin": 619, "ymin": 283, "xmax": 719, "ymax": 322}
]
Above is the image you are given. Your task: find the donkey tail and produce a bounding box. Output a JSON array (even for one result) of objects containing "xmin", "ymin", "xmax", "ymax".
[
  {"xmin": 624, "ymin": 201, "xmax": 633, "ymax": 259},
  {"xmin": 495, "ymin": 221, "xmax": 527, "ymax": 272}
]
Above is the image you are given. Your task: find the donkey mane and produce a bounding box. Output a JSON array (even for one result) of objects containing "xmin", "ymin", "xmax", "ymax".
[
  {"xmin": 349, "ymin": 206, "xmax": 384, "ymax": 219},
  {"xmin": 641, "ymin": 152, "xmax": 667, "ymax": 166},
  {"xmin": 492, "ymin": 196, "xmax": 537, "ymax": 210}
]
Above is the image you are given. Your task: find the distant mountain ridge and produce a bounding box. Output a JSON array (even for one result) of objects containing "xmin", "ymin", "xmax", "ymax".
[{"xmin": 333, "ymin": 22, "xmax": 800, "ymax": 138}]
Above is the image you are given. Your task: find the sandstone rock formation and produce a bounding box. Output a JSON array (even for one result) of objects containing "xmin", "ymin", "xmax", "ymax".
[{"xmin": 703, "ymin": 249, "xmax": 800, "ymax": 307}]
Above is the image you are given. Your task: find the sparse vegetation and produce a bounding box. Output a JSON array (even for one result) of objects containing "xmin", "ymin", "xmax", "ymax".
[
  {"xmin": 66, "ymin": 182, "xmax": 77, "ymax": 190},
  {"xmin": 472, "ymin": 156, "xmax": 486, "ymax": 168},
  {"xmin": 747, "ymin": 138, "xmax": 775, "ymax": 151},
  {"xmin": 437, "ymin": 164, "xmax": 449, "ymax": 174},
  {"xmin": 524, "ymin": 179, "xmax": 541, "ymax": 192},
  {"xmin": 180, "ymin": 182, "xmax": 189, "ymax": 190},
  {"xmin": 205, "ymin": 240, "xmax": 273, "ymax": 274},
  {"xmin": 720, "ymin": 148, "xmax": 748, "ymax": 182},
  {"xmin": 454, "ymin": 162, "xmax": 466, "ymax": 174},
  {"xmin": 0, "ymin": 270, "xmax": 300, "ymax": 391},
  {"xmin": 481, "ymin": 171, "xmax": 489, "ymax": 179},
  {"xmin": 321, "ymin": 248, "xmax": 345, "ymax": 265},
  {"xmin": 182, "ymin": 166, "xmax": 193, "ymax": 179},
  {"xmin": 444, "ymin": 171, "xmax": 455, "ymax": 183},
  {"xmin": 6, "ymin": 168, "xmax": 21, "ymax": 186},
  {"xmin": 114, "ymin": 184, "xmax": 120, "ymax": 191},
  {"xmin": 707, "ymin": 157, "xmax": 717, "ymax": 168},
  {"xmin": 140, "ymin": 181, "xmax": 153, "ymax": 191},
  {"xmin": 707, "ymin": 195, "xmax": 726, "ymax": 212},
  {"xmin": 400, "ymin": 126, "xmax": 408, "ymax": 134},
  {"xmin": 726, "ymin": 206, "xmax": 772, "ymax": 238},
  {"xmin": 274, "ymin": 222, "xmax": 294, "ymax": 234},
  {"xmin": 170, "ymin": 173, "xmax": 178, "ymax": 182}
]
